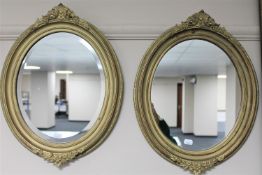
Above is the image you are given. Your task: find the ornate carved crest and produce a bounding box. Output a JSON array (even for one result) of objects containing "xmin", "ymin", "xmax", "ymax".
[
  {"xmin": 171, "ymin": 10, "xmax": 233, "ymax": 41},
  {"xmin": 43, "ymin": 3, "xmax": 79, "ymax": 21},
  {"xmin": 185, "ymin": 10, "xmax": 219, "ymax": 29},
  {"xmin": 30, "ymin": 3, "xmax": 89, "ymax": 31}
]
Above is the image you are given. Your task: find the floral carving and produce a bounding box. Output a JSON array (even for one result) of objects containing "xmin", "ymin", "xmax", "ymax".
[
  {"xmin": 30, "ymin": 3, "xmax": 89, "ymax": 31},
  {"xmin": 171, "ymin": 10, "xmax": 234, "ymax": 41},
  {"xmin": 170, "ymin": 155, "xmax": 225, "ymax": 175},
  {"xmin": 40, "ymin": 151, "xmax": 79, "ymax": 167},
  {"xmin": 186, "ymin": 10, "xmax": 219, "ymax": 29}
]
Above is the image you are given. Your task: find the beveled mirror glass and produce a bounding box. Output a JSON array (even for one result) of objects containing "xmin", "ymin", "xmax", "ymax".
[
  {"xmin": 134, "ymin": 11, "xmax": 258, "ymax": 175},
  {"xmin": 152, "ymin": 39, "xmax": 240, "ymax": 151},
  {"xmin": 1, "ymin": 4, "xmax": 123, "ymax": 166},
  {"xmin": 17, "ymin": 32, "xmax": 105, "ymax": 142}
]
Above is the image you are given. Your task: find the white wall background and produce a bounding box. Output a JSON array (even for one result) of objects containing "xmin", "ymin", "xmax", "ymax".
[{"xmin": 0, "ymin": 0, "xmax": 261, "ymax": 175}]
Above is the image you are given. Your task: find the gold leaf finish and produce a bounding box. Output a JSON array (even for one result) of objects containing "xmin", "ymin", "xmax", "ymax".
[
  {"xmin": 0, "ymin": 4, "xmax": 123, "ymax": 166},
  {"xmin": 34, "ymin": 3, "xmax": 80, "ymax": 27},
  {"xmin": 169, "ymin": 10, "xmax": 233, "ymax": 40},
  {"xmin": 134, "ymin": 10, "xmax": 258, "ymax": 174},
  {"xmin": 170, "ymin": 156, "xmax": 224, "ymax": 175}
]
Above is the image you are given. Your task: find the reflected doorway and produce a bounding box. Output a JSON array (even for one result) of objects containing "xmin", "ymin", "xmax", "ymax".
[
  {"xmin": 60, "ymin": 79, "xmax": 66, "ymax": 99},
  {"xmin": 177, "ymin": 83, "xmax": 183, "ymax": 128}
]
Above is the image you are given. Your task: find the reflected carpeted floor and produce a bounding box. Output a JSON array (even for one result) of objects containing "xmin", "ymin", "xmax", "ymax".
[
  {"xmin": 38, "ymin": 115, "xmax": 89, "ymax": 132},
  {"xmin": 170, "ymin": 127, "xmax": 225, "ymax": 151}
]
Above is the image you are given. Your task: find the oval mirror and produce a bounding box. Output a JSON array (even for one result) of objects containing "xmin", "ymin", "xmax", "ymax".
[
  {"xmin": 152, "ymin": 39, "xmax": 240, "ymax": 151},
  {"xmin": 1, "ymin": 4, "xmax": 123, "ymax": 166},
  {"xmin": 17, "ymin": 32, "xmax": 105, "ymax": 142},
  {"xmin": 134, "ymin": 10, "xmax": 258, "ymax": 175}
]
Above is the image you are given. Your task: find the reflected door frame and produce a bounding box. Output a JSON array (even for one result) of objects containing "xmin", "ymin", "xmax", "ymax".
[{"xmin": 177, "ymin": 83, "xmax": 183, "ymax": 128}]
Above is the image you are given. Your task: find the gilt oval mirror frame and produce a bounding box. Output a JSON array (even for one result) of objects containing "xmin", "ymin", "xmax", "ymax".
[
  {"xmin": 0, "ymin": 4, "xmax": 123, "ymax": 166},
  {"xmin": 134, "ymin": 10, "xmax": 259, "ymax": 174}
]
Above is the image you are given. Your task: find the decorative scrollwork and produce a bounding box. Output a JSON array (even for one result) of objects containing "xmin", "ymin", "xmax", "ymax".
[
  {"xmin": 185, "ymin": 10, "xmax": 219, "ymax": 29},
  {"xmin": 170, "ymin": 155, "xmax": 225, "ymax": 175},
  {"xmin": 31, "ymin": 3, "xmax": 82, "ymax": 30},
  {"xmin": 171, "ymin": 10, "xmax": 233, "ymax": 41}
]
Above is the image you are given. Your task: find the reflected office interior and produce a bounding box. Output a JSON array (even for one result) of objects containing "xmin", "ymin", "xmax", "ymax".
[
  {"xmin": 151, "ymin": 40, "xmax": 241, "ymax": 151},
  {"xmin": 17, "ymin": 32, "xmax": 105, "ymax": 142}
]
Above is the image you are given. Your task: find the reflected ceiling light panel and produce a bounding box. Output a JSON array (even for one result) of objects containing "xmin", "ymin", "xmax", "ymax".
[
  {"xmin": 217, "ymin": 74, "xmax": 227, "ymax": 79},
  {"xmin": 56, "ymin": 70, "xmax": 73, "ymax": 74},
  {"xmin": 24, "ymin": 63, "xmax": 40, "ymax": 70}
]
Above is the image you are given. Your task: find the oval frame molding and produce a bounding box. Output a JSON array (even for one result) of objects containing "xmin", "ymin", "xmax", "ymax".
[
  {"xmin": 0, "ymin": 3, "xmax": 123, "ymax": 166},
  {"xmin": 134, "ymin": 10, "xmax": 258, "ymax": 175}
]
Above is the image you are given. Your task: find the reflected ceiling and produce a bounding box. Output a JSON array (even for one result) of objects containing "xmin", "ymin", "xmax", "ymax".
[
  {"xmin": 155, "ymin": 40, "xmax": 232, "ymax": 77},
  {"xmin": 24, "ymin": 32, "xmax": 100, "ymax": 74}
]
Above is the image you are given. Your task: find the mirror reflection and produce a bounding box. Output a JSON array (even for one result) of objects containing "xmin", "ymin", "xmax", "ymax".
[
  {"xmin": 152, "ymin": 40, "xmax": 240, "ymax": 151},
  {"xmin": 17, "ymin": 32, "xmax": 105, "ymax": 142}
]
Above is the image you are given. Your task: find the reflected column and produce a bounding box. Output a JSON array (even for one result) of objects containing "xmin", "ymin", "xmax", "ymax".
[{"xmin": 30, "ymin": 71, "xmax": 56, "ymax": 129}]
